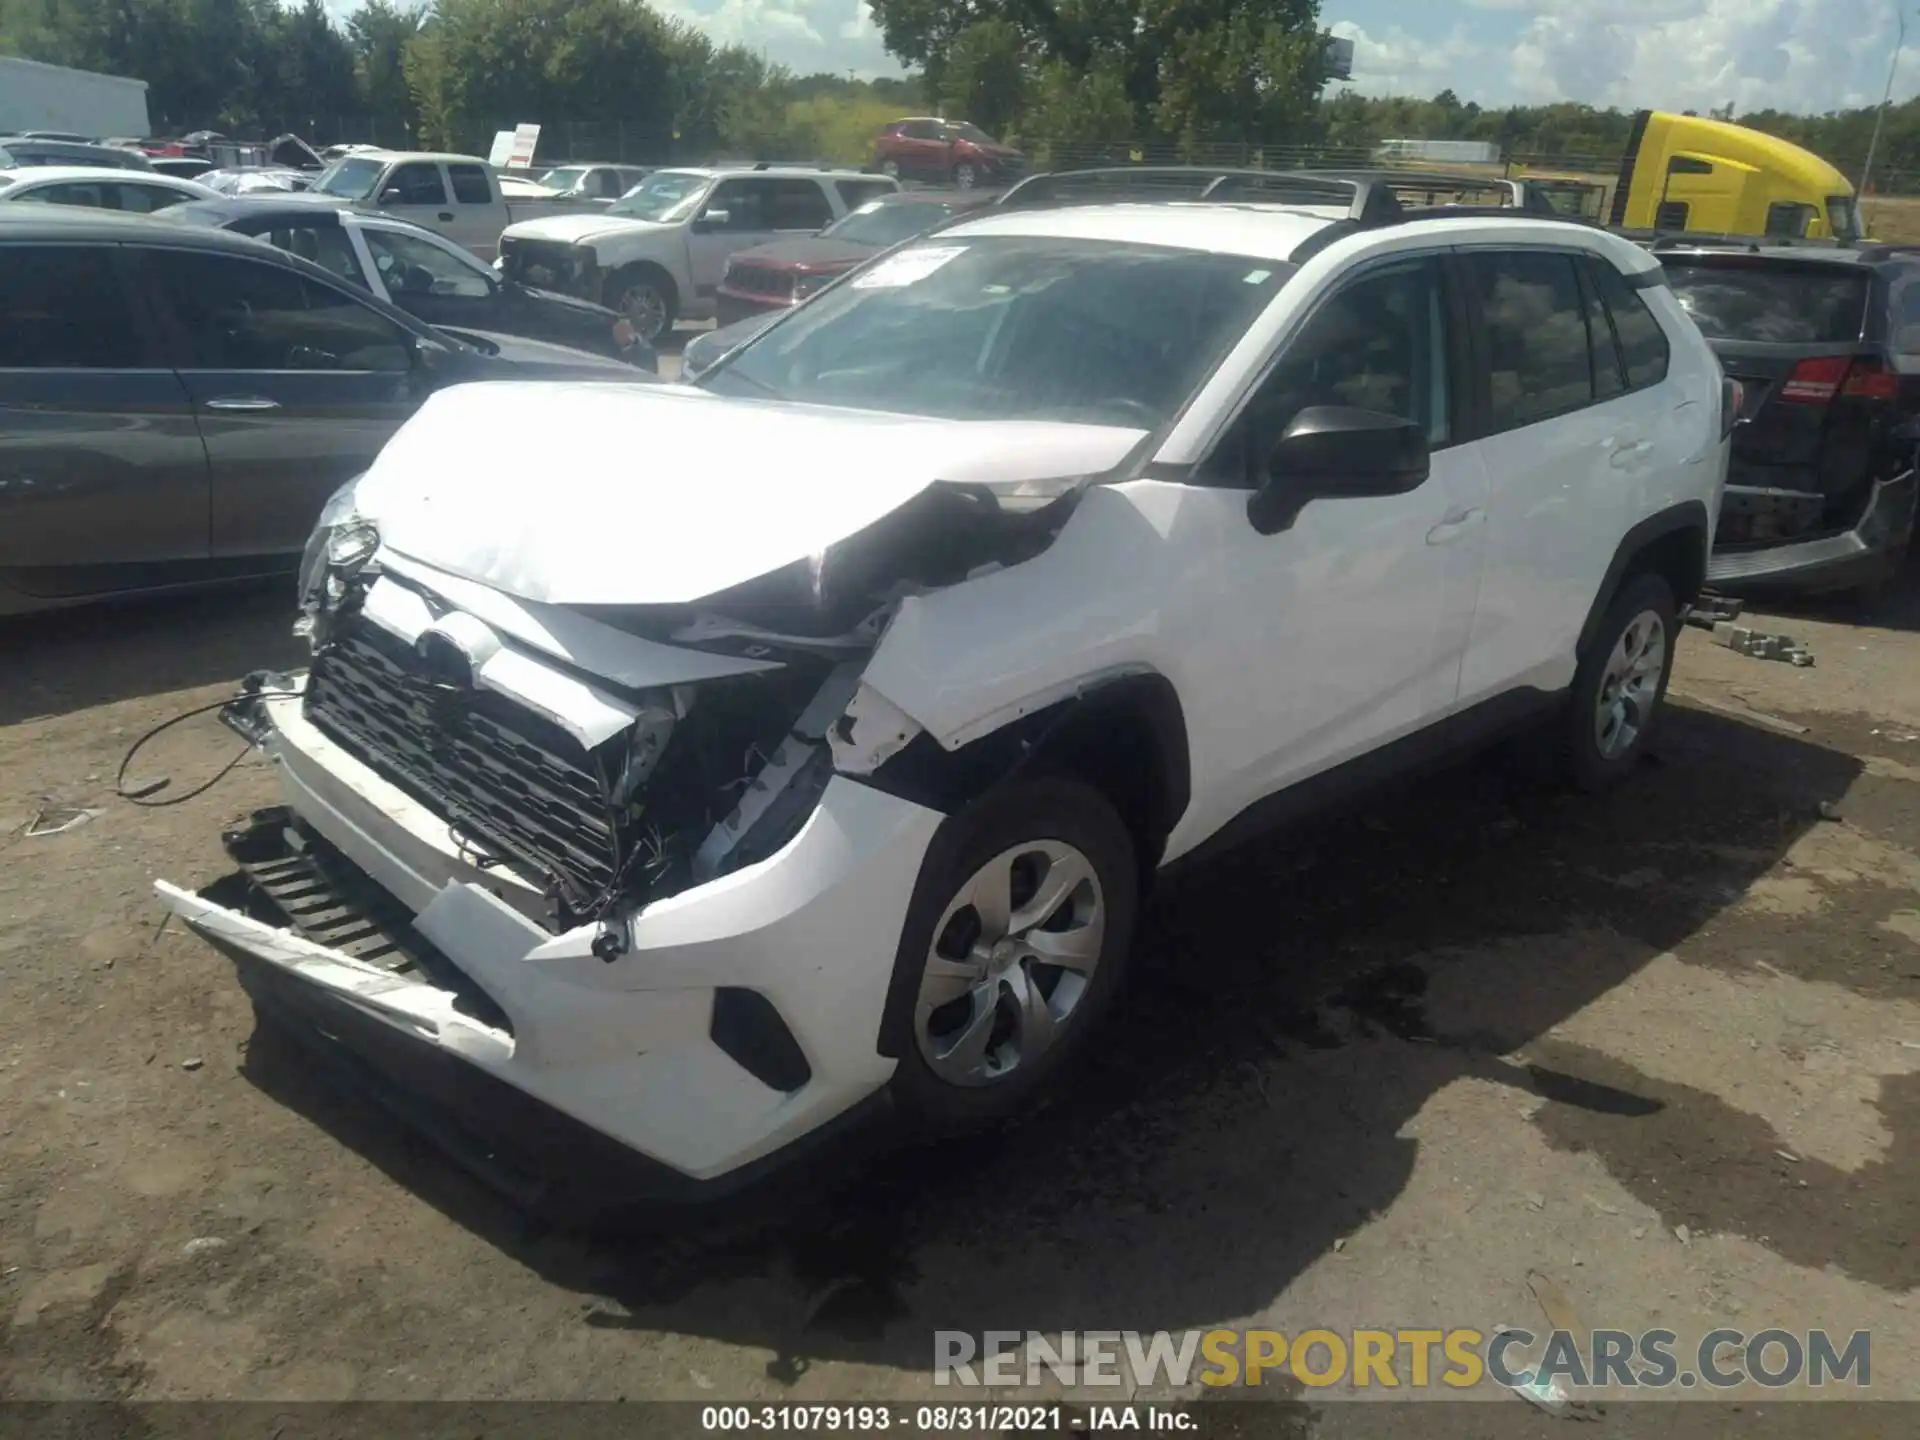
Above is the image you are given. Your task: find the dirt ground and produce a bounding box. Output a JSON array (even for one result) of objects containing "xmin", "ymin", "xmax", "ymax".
[{"xmin": 4, "ymin": 566, "xmax": 1920, "ymax": 1420}]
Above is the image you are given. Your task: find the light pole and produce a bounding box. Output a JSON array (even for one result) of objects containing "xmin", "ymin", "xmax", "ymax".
[{"xmin": 1859, "ymin": 3, "xmax": 1914, "ymax": 198}]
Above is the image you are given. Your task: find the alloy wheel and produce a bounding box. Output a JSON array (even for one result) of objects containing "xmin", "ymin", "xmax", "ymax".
[
  {"xmin": 1594, "ymin": 609, "xmax": 1667, "ymax": 760},
  {"xmin": 618, "ymin": 283, "xmax": 669, "ymax": 343},
  {"xmin": 913, "ymin": 839, "xmax": 1105, "ymax": 1087}
]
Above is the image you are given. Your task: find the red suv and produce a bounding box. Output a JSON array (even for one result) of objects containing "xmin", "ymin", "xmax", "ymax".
[{"xmin": 870, "ymin": 118, "xmax": 1027, "ymax": 189}]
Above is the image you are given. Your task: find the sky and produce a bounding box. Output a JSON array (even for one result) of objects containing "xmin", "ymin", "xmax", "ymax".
[{"xmin": 333, "ymin": 0, "xmax": 1920, "ymax": 116}]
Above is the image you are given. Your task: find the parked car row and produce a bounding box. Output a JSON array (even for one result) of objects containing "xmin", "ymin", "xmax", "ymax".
[{"xmin": 0, "ymin": 206, "xmax": 657, "ymax": 615}]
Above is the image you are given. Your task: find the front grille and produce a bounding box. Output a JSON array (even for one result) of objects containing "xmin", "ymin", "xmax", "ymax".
[
  {"xmin": 501, "ymin": 237, "xmax": 590, "ymax": 295},
  {"xmin": 304, "ymin": 620, "xmax": 618, "ymax": 910},
  {"xmin": 726, "ymin": 264, "xmax": 794, "ymax": 298}
]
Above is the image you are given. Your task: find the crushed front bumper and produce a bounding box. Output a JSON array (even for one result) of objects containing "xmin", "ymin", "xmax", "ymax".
[
  {"xmin": 156, "ymin": 682, "xmax": 945, "ymax": 1215},
  {"xmin": 1707, "ymin": 470, "xmax": 1917, "ymax": 597}
]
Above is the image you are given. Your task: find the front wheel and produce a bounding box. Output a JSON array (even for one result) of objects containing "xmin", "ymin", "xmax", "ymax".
[
  {"xmin": 1567, "ymin": 572, "xmax": 1677, "ymax": 791},
  {"xmin": 607, "ymin": 270, "xmax": 675, "ymax": 345},
  {"xmin": 952, "ymin": 161, "xmax": 979, "ymax": 189},
  {"xmin": 888, "ymin": 778, "xmax": 1138, "ymax": 1129}
]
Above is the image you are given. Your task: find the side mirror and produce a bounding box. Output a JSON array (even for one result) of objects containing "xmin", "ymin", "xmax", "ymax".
[
  {"xmin": 1247, "ymin": 405, "xmax": 1430, "ymax": 536},
  {"xmin": 693, "ymin": 206, "xmax": 731, "ymax": 233},
  {"xmin": 399, "ymin": 263, "xmax": 436, "ymax": 295},
  {"xmin": 377, "ymin": 187, "xmax": 401, "ymax": 205}
]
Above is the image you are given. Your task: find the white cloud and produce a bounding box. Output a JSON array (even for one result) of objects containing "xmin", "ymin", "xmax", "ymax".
[
  {"xmin": 649, "ymin": 0, "xmax": 903, "ymax": 76},
  {"xmin": 1327, "ymin": 20, "xmax": 1489, "ymax": 99},
  {"xmin": 1497, "ymin": 0, "xmax": 1904, "ymax": 113}
]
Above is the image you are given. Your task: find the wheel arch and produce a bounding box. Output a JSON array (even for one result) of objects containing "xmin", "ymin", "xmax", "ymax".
[
  {"xmin": 863, "ymin": 671, "xmax": 1190, "ymax": 1060},
  {"xmin": 1576, "ymin": 500, "xmax": 1710, "ymax": 662}
]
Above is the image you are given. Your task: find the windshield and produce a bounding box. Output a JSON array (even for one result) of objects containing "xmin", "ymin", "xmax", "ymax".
[
  {"xmin": 702, "ymin": 235, "xmax": 1290, "ymax": 427},
  {"xmin": 1664, "ymin": 260, "xmax": 1869, "ymax": 344},
  {"xmin": 314, "ymin": 157, "xmax": 384, "ymax": 201},
  {"xmin": 824, "ymin": 199, "xmax": 955, "ymax": 248},
  {"xmin": 539, "ymin": 166, "xmax": 587, "ymax": 191},
  {"xmin": 608, "ymin": 170, "xmax": 711, "ymax": 222}
]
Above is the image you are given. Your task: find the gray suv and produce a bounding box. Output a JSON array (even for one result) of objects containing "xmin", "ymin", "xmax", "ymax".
[{"xmin": 0, "ymin": 208, "xmax": 654, "ymax": 615}]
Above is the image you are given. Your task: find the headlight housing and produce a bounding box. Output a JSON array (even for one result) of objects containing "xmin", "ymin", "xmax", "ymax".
[{"xmin": 296, "ymin": 475, "xmax": 377, "ymax": 644}]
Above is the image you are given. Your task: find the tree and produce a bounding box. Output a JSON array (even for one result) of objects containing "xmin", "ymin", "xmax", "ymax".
[
  {"xmin": 350, "ymin": 0, "xmax": 424, "ymax": 136},
  {"xmin": 866, "ymin": 0, "xmax": 1327, "ymax": 144},
  {"xmin": 939, "ymin": 18, "xmax": 1027, "ymax": 136}
]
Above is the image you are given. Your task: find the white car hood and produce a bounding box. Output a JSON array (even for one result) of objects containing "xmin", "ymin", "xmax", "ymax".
[
  {"xmin": 355, "ymin": 383, "xmax": 1146, "ymax": 607},
  {"xmin": 503, "ymin": 211, "xmax": 670, "ymax": 247}
]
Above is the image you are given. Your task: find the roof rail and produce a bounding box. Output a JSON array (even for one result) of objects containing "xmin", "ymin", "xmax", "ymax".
[
  {"xmin": 1622, "ymin": 228, "xmax": 1845, "ymax": 251},
  {"xmin": 995, "ymin": 165, "xmax": 1404, "ymax": 224}
]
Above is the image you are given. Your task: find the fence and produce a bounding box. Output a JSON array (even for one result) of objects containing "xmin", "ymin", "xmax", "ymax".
[{"xmin": 152, "ymin": 115, "xmax": 1920, "ymax": 197}]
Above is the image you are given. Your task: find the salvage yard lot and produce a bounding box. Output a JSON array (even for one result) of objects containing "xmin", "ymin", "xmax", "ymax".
[{"xmin": 4, "ymin": 579, "xmax": 1920, "ymax": 1409}]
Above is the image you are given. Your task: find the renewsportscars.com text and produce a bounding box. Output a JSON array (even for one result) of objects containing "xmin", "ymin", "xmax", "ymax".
[{"xmin": 934, "ymin": 1327, "xmax": 1871, "ymax": 1391}]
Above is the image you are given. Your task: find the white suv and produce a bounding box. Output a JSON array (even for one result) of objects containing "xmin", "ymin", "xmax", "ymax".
[
  {"xmin": 495, "ymin": 165, "xmax": 898, "ymax": 344},
  {"xmin": 159, "ymin": 174, "xmax": 1730, "ymax": 1217}
]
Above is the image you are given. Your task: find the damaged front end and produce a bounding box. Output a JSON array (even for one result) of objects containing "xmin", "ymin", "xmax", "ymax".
[{"xmin": 156, "ymin": 390, "xmax": 1133, "ymax": 1199}]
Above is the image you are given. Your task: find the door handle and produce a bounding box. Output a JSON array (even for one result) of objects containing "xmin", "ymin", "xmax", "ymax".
[
  {"xmin": 204, "ymin": 395, "xmax": 281, "ymax": 412},
  {"xmin": 1425, "ymin": 506, "xmax": 1484, "ymax": 545},
  {"xmin": 438, "ymin": 211, "xmax": 454, "ymax": 221}
]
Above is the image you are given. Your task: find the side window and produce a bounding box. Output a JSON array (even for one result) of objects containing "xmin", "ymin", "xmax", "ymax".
[
  {"xmin": 836, "ymin": 179, "xmax": 896, "ymax": 209},
  {"xmin": 705, "ymin": 179, "xmax": 770, "ymax": 230},
  {"xmin": 597, "ymin": 169, "xmax": 625, "ymax": 198},
  {"xmin": 20, "ymin": 181, "xmax": 110, "ymax": 208},
  {"xmin": 769, "ymin": 178, "xmax": 832, "ymax": 230},
  {"xmin": 264, "ymin": 224, "xmax": 365, "ymax": 287},
  {"xmin": 447, "ymin": 163, "xmax": 491, "ymax": 205},
  {"xmin": 902, "ymin": 120, "xmax": 941, "ymax": 141},
  {"xmin": 1892, "ymin": 266, "xmax": 1920, "ymax": 356},
  {"xmin": 1655, "ymin": 200, "xmax": 1690, "ymax": 232},
  {"xmin": 387, "ymin": 162, "xmax": 448, "ymax": 206},
  {"xmin": 117, "ymin": 182, "xmax": 188, "ymax": 213},
  {"xmin": 1586, "ymin": 259, "xmax": 1672, "ymax": 389},
  {"xmin": 1765, "ymin": 202, "xmax": 1815, "ymax": 239},
  {"xmin": 1576, "ymin": 260, "xmax": 1627, "ymax": 401},
  {"xmin": 1465, "ymin": 250, "xmax": 1594, "ymax": 432},
  {"xmin": 0, "ymin": 245, "xmax": 148, "ymax": 368},
  {"xmin": 1205, "ymin": 258, "xmax": 1449, "ymax": 487},
  {"xmin": 146, "ymin": 250, "xmax": 413, "ymax": 372},
  {"xmin": 363, "ymin": 227, "xmax": 493, "ymax": 298}
]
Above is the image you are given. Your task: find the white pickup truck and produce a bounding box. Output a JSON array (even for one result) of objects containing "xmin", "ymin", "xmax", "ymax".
[
  {"xmin": 496, "ymin": 165, "xmax": 898, "ymax": 343},
  {"xmin": 305, "ymin": 150, "xmax": 585, "ymax": 261}
]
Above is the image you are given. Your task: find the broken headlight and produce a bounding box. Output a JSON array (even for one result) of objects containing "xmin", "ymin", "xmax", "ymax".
[{"xmin": 296, "ymin": 474, "xmax": 377, "ymax": 644}]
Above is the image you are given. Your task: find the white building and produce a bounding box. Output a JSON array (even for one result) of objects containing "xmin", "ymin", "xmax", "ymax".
[{"xmin": 0, "ymin": 55, "xmax": 151, "ymax": 139}]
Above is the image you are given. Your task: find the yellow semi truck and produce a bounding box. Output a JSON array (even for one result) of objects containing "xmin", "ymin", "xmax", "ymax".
[{"xmin": 1608, "ymin": 109, "xmax": 1860, "ymax": 242}]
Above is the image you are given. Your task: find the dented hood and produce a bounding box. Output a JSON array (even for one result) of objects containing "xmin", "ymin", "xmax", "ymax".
[{"xmin": 354, "ymin": 382, "xmax": 1145, "ymax": 606}]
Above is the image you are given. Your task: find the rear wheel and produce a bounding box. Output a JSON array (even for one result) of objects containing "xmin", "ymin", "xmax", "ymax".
[
  {"xmin": 952, "ymin": 161, "xmax": 979, "ymax": 189},
  {"xmin": 888, "ymin": 778, "xmax": 1137, "ymax": 1129},
  {"xmin": 1567, "ymin": 572, "xmax": 1677, "ymax": 791},
  {"xmin": 880, "ymin": 160, "xmax": 901, "ymax": 179}
]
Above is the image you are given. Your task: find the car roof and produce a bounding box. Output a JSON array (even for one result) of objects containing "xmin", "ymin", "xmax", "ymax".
[
  {"xmin": 165, "ymin": 196, "xmax": 346, "ymax": 226},
  {"xmin": 939, "ymin": 199, "xmax": 1660, "ymax": 272},
  {"xmin": 0, "ymin": 165, "xmax": 199, "ymax": 186},
  {"xmin": 669, "ymin": 164, "xmax": 881, "ymax": 181},
  {"xmin": 0, "ymin": 203, "xmax": 304, "ymax": 255},
  {"xmin": 330, "ymin": 150, "xmax": 490, "ymax": 166}
]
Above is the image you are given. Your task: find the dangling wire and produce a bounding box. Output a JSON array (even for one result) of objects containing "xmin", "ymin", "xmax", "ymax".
[{"xmin": 114, "ymin": 691, "xmax": 304, "ymax": 808}]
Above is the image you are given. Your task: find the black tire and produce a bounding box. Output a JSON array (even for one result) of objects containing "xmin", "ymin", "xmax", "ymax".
[
  {"xmin": 1566, "ymin": 571, "xmax": 1678, "ymax": 792},
  {"xmin": 605, "ymin": 266, "xmax": 676, "ymax": 345},
  {"xmin": 952, "ymin": 161, "xmax": 979, "ymax": 189},
  {"xmin": 885, "ymin": 777, "xmax": 1138, "ymax": 1130}
]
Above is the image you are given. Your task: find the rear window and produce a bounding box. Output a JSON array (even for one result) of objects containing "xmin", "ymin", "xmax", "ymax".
[{"xmin": 1662, "ymin": 261, "xmax": 1869, "ymax": 344}]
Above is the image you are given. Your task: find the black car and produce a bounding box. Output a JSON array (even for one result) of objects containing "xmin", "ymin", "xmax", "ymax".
[
  {"xmin": 163, "ymin": 197, "xmax": 655, "ymax": 370},
  {"xmin": 1654, "ymin": 239, "xmax": 1920, "ymax": 596},
  {"xmin": 0, "ymin": 207, "xmax": 657, "ymax": 615}
]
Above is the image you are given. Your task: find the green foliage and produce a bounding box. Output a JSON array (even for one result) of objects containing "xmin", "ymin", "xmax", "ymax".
[{"xmin": 938, "ymin": 19, "xmax": 1026, "ymax": 138}]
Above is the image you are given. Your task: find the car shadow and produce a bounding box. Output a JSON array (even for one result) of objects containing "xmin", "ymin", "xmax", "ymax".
[
  {"xmin": 237, "ymin": 702, "xmax": 1866, "ymax": 1381},
  {"xmin": 1723, "ymin": 544, "xmax": 1920, "ymax": 635},
  {"xmin": 0, "ymin": 580, "xmax": 304, "ymax": 726}
]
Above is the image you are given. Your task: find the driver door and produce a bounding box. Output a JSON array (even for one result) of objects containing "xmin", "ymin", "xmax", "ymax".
[
  {"xmin": 685, "ymin": 178, "xmax": 781, "ymax": 300},
  {"xmin": 1163, "ymin": 254, "xmax": 1492, "ymax": 827}
]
